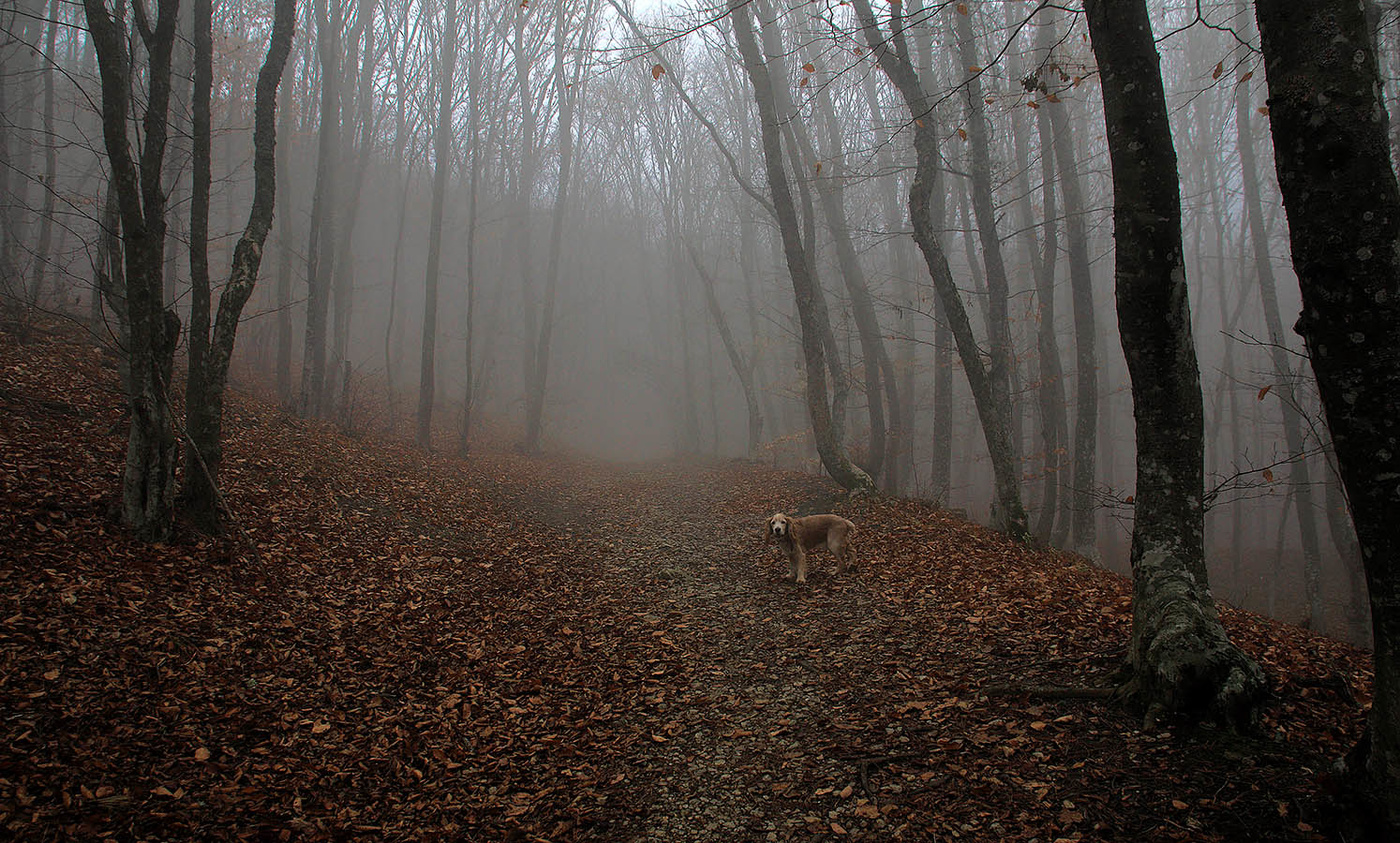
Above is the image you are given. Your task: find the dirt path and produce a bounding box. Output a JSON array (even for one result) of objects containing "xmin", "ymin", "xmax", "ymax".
[{"xmin": 520, "ymin": 462, "xmax": 915, "ymax": 841}]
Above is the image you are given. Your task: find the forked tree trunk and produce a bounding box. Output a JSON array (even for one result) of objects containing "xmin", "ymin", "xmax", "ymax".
[
  {"xmin": 1084, "ymin": 0, "xmax": 1265, "ymax": 726},
  {"xmin": 183, "ymin": 0, "xmax": 295, "ymax": 531},
  {"xmin": 1255, "ymin": 0, "xmax": 1400, "ymax": 829},
  {"xmin": 729, "ymin": 0, "xmax": 872, "ymax": 493},
  {"xmin": 82, "ymin": 0, "xmax": 183, "ymax": 542}
]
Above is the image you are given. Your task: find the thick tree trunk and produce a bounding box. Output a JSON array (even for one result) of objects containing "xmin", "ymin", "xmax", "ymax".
[
  {"xmin": 729, "ymin": 0, "xmax": 872, "ymax": 493},
  {"xmin": 1084, "ymin": 0, "xmax": 1265, "ymax": 727},
  {"xmin": 416, "ymin": 0, "xmax": 459, "ymax": 450},
  {"xmin": 1255, "ymin": 0, "xmax": 1400, "ymax": 829},
  {"xmin": 851, "ymin": 0, "xmax": 1027, "ymax": 535},
  {"xmin": 183, "ymin": 0, "xmax": 295, "ymax": 532},
  {"xmin": 82, "ymin": 0, "xmax": 183, "ymax": 542}
]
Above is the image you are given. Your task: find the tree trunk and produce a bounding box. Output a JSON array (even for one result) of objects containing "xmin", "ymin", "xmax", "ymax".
[
  {"xmin": 1084, "ymin": 0, "xmax": 1265, "ymax": 727},
  {"xmin": 851, "ymin": 0, "xmax": 1027, "ymax": 535},
  {"xmin": 1233, "ymin": 0, "xmax": 1325, "ymax": 629},
  {"xmin": 1037, "ymin": 70, "xmax": 1098, "ymax": 554},
  {"xmin": 274, "ymin": 58, "xmax": 296, "ymax": 408},
  {"xmin": 82, "ymin": 0, "xmax": 184, "ymax": 542},
  {"xmin": 184, "ymin": 0, "xmax": 296, "ymax": 532},
  {"xmin": 1255, "ymin": 0, "xmax": 1400, "ymax": 828},
  {"xmin": 26, "ymin": 0, "xmax": 59, "ymax": 313},
  {"xmin": 299, "ymin": 0, "xmax": 342, "ymax": 418},
  {"xmin": 523, "ymin": 0, "xmax": 584, "ymax": 453},
  {"xmin": 1020, "ymin": 7, "xmax": 1069, "ymax": 546},
  {"xmin": 416, "ymin": 0, "xmax": 459, "ymax": 450},
  {"xmin": 729, "ymin": 0, "xmax": 872, "ymax": 493}
]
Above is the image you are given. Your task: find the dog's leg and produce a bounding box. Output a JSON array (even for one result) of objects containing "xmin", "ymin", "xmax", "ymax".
[
  {"xmin": 831, "ymin": 534, "xmax": 848, "ymax": 574},
  {"xmin": 794, "ymin": 545, "xmax": 808, "ymax": 584}
]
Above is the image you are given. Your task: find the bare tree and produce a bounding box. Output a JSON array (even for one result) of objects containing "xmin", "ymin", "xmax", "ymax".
[
  {"xmin": 416, "ymin": 0, "xmax": 460, "ymax": 449},
  {"xmin": 184, "ymin": 0, "xmax": 297, "ymax": 530},
  {"xmin": 729, "ymin": 0, "xmax": 872, "ymax": 492},
  {"xmin": 1083, "ymin": 0, "xmax": 1265, "ymax": 725},
  {"xmin": 851, "ymin": 0, "xmax": 1027, "ymax": 535}
]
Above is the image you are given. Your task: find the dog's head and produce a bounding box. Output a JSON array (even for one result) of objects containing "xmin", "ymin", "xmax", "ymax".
[{"xmin": 766, "ymin": 512, "xmax": 791, "ymax": 544}]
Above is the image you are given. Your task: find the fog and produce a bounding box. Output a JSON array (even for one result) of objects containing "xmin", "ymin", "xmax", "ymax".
[{"xmin": 0, "ymin": 0, "xmax": 1374, "ymax": 643}]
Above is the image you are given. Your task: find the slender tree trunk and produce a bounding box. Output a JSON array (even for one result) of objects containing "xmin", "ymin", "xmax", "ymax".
[
  {"xmin": 300, "ymin": 0, "xmax": 342, "ymax": 418},
  {"xmin": 274, "ymin": 59, "xmax": 296, "ymax": 407},
  {"xmin": 1256, "ymin": 0, "xmax": 1400, "ymax": 828},
  {"xmin": 852, "ymin": 0, "xmax": 1027, "ymax": 535},
  {"xmin": 1084, "ymin": 0, "xmax": 1265, "ymax": 726},
  {"xmin": 416, "ymin": 0, "xmax": 459, "ymax": 450},
  {"xmin": 729, "ymin": 0, "xmax": 872, "ymax": 492},
  {"xmin": 26, "ymin": 0, "xmax": 59, "ymax": 312},
  {"xmin": 523, "ymin": 0, "xmax": 582, "ymax": 453},
  {"xmin": 184, "ymin": 0, "xmax": 296, "ymax": 531},
  {"xmin": 1037, "ymin": 73, "xmax": 1099, "ymax": 554}
]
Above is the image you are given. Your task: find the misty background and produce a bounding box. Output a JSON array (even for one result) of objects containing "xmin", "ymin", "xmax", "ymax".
[{"xmin": 0, "ymin": 0, "xmax": 1374, "ymax": 643}]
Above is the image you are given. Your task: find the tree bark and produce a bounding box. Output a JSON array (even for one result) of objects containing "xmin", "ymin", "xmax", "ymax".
[
  {"xmin": 1255, "ymin": 0, "xmax": 1400, "ymax": 828},
  {"xmin": 1084, "ymin": 0, "xmax": 1265, "ymax": 726}
]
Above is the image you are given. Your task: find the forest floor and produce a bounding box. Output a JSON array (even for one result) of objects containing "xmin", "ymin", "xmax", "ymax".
[{"xmin": 0, "ymin": 321, "xmax": 1376, "ymax": 842}]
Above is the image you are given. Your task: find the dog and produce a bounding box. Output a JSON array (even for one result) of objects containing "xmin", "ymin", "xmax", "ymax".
[{"xmin": 765, "ymin": 512, "xmax": 856, "ymax": 584}]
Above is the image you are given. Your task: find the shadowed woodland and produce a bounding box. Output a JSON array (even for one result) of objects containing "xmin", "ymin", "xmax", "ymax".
[{"xmin": 2, "ymin": 0, "xmax": 1400, "ymax": 839}]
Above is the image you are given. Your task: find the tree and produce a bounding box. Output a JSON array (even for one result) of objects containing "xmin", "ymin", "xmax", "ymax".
[
  {"xmin": 1255, "ymin": 0, "xmax": 1400, "ymax": 829},
  {"xmin": 183, "ymin": 0, "xmax": 296, "ymax": 531},
  {"xmin": 851, "ymin": 0, "xmax": 1027, "ymax": 534},
  {"xmin": 82, "ymin": 0, "xmax": 183, "ymax": 541},
  {"xmin": 729, "ymin": 0, "xmax": 873, "ymax": 492},
  {"xmin": 416, "ymin": 0, "xmax": 460, "ymax": 449},
  {"xmin": 299, "ymin": 0, "xmax": 344, "ymax": 418},
  {"xmin": 1232, "ymin": 0, "xmax": 1325, "ymax": 630},
  {"xmin": 1082, "ymin": 0, "xmax": 1265, "ymax": 725}
]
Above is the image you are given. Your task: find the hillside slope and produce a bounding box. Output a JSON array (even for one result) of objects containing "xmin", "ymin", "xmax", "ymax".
[{"xmin": 0, "ymin": 323, "xmax": 1372, "ymax": 841}]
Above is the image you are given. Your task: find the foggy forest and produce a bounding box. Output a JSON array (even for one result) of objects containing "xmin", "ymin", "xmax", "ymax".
[{"xmin": 3, "ymin": 0, "xmax": 1400, "ymax": 840}]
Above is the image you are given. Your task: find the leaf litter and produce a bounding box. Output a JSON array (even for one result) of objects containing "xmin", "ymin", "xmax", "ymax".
[{"xmin": 0, "ymin": 324, "xmax": 1371, "ymax": 841}]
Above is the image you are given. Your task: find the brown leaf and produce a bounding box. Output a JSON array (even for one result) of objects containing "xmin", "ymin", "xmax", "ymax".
[
  {"xmin": 1212, "ymin": 61, "xmax": 1223, "ymax": 80},
  {"xmin": 651, "ymin": 63, "xmax": 665, "ymax": 81},
  {"xmin": 194, "ymin": 747, "xmax": 211, "ymax": 762},
  {"xmin": 1258, "ymin": 384, "xmax": 1272, "ymax": 400},
  {"xmin": 803, "ymin": 62, "xmax": 815, "ymax": 74}
]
